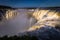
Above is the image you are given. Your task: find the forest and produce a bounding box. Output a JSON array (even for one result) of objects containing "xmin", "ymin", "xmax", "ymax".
[{"xmin": 0, "ymin": 35, "xmax": 38, "ymax": 40}]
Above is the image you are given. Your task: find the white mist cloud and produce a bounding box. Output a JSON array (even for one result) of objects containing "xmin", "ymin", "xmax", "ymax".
[{"xmin": 0, "ymin": 9, "xmax": 36, "ymax": 36}]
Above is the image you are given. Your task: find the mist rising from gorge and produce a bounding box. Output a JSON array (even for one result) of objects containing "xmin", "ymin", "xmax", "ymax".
[
  {"xmin": 0, "ymin": 7, "xmax": 60, "ymax": 36},
  {"xmin": 0, "ymin": 9, "xmax": 37, "ymax": 36}
]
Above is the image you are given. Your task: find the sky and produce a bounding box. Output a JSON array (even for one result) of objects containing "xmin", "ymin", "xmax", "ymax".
[{"xmin": 0, "ymin": 0, "xmax": 60, "ymax": 8}]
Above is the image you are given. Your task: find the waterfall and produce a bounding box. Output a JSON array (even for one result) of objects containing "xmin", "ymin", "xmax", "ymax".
[
  {"xmin": 28, "ymin": 8, "xmax": 60, "ymax": 31},
  {"xmin": 0, "ymin": 8, "xmax": 60, "ymax": 36},
  {"xmin": 0, "ymin": 9, "xmax": 37, "ymax": 36}
]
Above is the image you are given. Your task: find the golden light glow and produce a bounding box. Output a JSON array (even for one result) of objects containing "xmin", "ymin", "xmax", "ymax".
[
  {"xmin": 28, "ymin": 26, "xmax": 40, "ymax": 31},
  {"xmin": 28, "ymin": 9, "xmax": 60, "ymax": 31},
  {"xmin": 5, "ymin": 10, "xmax": 17, "ymax": 20}
]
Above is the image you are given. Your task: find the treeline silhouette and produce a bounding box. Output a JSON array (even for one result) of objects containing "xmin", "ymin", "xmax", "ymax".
[{"xmin": 0, "ymin": 35, "xmax": 38, "ymax": 40}]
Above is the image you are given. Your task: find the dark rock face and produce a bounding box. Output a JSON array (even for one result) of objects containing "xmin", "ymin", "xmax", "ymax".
[
  {"xmin": 0, "ymin": 5, "xmax": 14, "ymax": 21},
  {"xmin": 0, "ymin": 10, "xmax": 6, "ymax": 21},
  {"xmin": 21, "ymin": 26, "xmax": 60, "ymax": 40},
  {"xmin": 0, "ymin": 5, "xmax": 12, "ymax": 9}
]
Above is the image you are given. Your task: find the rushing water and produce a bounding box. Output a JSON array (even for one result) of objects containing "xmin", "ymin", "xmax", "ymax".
[
  {"xmin": 0, "ymin": 8, "xmax": 60, "ymax": 36},
  {"xmin": 0, "ymin": 9, "xmax": 36, "ymax": 36},
  {"xmin": 28, "ymin": 8, "xmax": 60, "ymax": 31}
]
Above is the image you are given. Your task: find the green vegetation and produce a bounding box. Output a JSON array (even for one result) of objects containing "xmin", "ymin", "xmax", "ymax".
[{"xmin": 0, "ymin": 35, "xmax": 38, "ymax": 40}]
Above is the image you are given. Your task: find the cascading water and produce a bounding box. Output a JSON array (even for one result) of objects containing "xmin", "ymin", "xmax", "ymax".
[
  {"xmin": 0, "ymin": 8, "xmax": 60, "ymax": 36},
  {"xmin": 28, "ymin": 8, "xmax": 60, "ymax": 31},
  {"xmin": 0, "ymin": 9, "xmax": 37, "ymax": 36}
]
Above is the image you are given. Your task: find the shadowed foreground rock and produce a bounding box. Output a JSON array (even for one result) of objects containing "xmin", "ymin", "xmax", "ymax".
[
  {"xmin": 26, "ymin": 26, "xmax": 60, "ymax": 40},
  {"xmin": 0, "ymin": 26, "xmax": 60, "ymax": 40}
]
